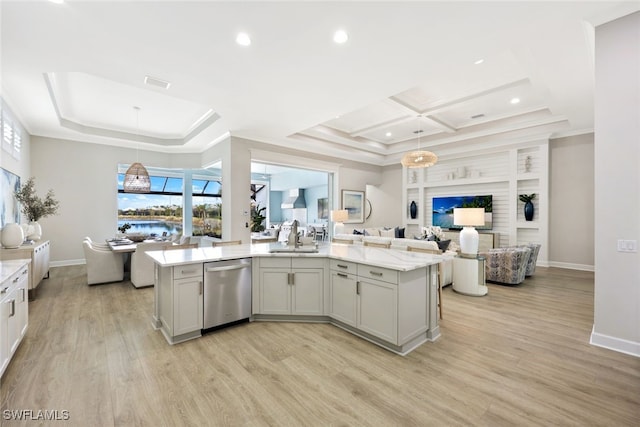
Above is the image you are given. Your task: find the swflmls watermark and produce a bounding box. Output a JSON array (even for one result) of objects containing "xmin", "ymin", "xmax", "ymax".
[{"xmin": 3, "ymin": 409, "xmax": 70, "ymax": 421}]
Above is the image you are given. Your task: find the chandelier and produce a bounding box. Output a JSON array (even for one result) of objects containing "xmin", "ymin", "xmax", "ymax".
[
  {"xmin": 123, "ymin": 106, "xmax": 151, "ymax": 193},
  {"xmin": 400, "ymin": 116, "xmax": 438, "ymax": 168}
]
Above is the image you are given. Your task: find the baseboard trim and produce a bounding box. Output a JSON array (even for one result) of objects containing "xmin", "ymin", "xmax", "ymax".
[
  {"xmin": 590, "ymin": 326, "xmax": 640, "ymax": 357},
  {"xmin": 547, "ymin": 261, "xmax": 594, "ymax": 272},
  {"xmin": 50, "ymin": 259, "xmax": 85, "ymax": 267}
]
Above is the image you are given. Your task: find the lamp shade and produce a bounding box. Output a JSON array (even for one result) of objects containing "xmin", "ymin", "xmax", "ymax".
[
  {"xmin": 401, "ymin": 150, "xmax": 438, "ymax": 168},
  {"xmin": 331, "ymin": 209, "xmax": 349, "ymax": 223},
  {"xmin": 453, "ymin": 208, "xmax": 485, "ymax": 227},
  {"xmin": 123, "ymin": 162, "xmax": 151, "ymax": 193}
]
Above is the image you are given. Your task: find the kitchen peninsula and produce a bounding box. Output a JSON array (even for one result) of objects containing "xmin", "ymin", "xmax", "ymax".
[{"xmin": 147, "ymin": 243, "xmax": 441, "ymax": 355}]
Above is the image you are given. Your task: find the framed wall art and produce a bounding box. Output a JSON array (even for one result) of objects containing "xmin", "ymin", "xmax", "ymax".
[
  {"xmin": 1, "ymin": 167, "xmax": 21, "ymax": 227},
  {"xmin": 341, "ymin": 189, "xmax": 364, "ymax": 223}
]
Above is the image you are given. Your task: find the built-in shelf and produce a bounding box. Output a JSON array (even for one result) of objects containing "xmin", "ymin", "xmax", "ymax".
[
  {"xmin": 517, "ymin": 173, "xmax": 541, "ymax": 181},
  {"xmin": 423, "ymin": 176, "xmax": 509, "ymax": 188},
  {"xmin": 403, "ymin": 141, "xmax": 549, "ymax": 265},
  {"xmin": 517, "ymin": 222, "xmax": 539, "ymax": 229}
]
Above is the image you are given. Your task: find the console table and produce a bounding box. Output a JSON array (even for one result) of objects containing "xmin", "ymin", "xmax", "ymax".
[{"xmin": 0, "ymin": 240, "xmax": 50, "ymax": 299}]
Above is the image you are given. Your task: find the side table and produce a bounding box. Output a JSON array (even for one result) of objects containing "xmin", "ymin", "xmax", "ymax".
[{"xmin": 452, "ymin": 255, "xmax": 488, "ymax": 296}]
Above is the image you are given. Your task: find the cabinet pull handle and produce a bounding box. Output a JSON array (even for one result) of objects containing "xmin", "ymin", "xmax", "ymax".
[
  {"xmin": 1, "ymin": 286, "xmax": 9, "ymax": 294},
  {"xmin": 21, "ymin": 288, "xmax": 26, "ymax": 302},
  {"xmin": 181, "ymin": 269, "xmax": 197, "ymax": 275},
  {"xmin": 199, "ymin": 281, "xmax": 203, "ymax": 295},
  {"xmin": 13, "ymin": 277, "xmax": 19, "ymax": 283},
  {"xmin": 369, "ymin": 271, "xmax": 383, "ymax": 277},
  {"xmin": 336, "ymin": 264, "xmax": 348, "ymax": 269},
  {"xmin": 337, "ymin": 272, "xmax": 348, "ymax": 278},
  {"xmin": 9, "ymin": 299, "xmax": 15, "ymax": 317},
  {"xmin": 288, "ymin": 272, "xmax": 295, "ymax": 285},
  {"xmin": 356, "ymin": 281, "xmax": 361, "ymax": 295}
]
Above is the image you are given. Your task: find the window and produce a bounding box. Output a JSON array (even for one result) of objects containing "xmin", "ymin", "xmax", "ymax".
[
  {"xmin": 2, "ymin": 111, "xmax": 21, "ymax": 160},
  {"xmin": 116, "ymin": 170, "xmax": 222, "ymax": 238}
]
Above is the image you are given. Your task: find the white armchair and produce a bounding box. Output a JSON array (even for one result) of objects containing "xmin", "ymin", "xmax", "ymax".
[
  {"xmin": 131, "ymin": 241, "xmax": 167, "ymax": 288},
  {"xmin": 82, "ymin": 240, "xmax": 124, "ymax": 285}
]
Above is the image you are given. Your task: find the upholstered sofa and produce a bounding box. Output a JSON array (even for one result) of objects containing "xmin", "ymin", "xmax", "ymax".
[{"xmin": 480, "ymin": 246, "xmax": 532, "ymax": 285}]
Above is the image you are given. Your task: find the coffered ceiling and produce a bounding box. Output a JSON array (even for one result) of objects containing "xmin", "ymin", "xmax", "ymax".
[{"xmin": 1, "ymin": 1, "xmax": 638, "ymax": 166}]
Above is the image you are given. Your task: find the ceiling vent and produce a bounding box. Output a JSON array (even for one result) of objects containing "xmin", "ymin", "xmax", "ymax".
[{"xmin": 144, "ymin": 75, "xmax": 171, "ymax": 90}]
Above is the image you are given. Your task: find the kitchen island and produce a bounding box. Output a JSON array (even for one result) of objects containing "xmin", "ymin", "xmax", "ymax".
[{"xmin": 147, "ymin": 242, "xmax": 441, "ymax": 355}]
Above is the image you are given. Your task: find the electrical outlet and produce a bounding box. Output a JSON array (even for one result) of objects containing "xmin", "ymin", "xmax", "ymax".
[{"xmin": 617, "ymin": 239, "xmax": 638, "ymax": 253}]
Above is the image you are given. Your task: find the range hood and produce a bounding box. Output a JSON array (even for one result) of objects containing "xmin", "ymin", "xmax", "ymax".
[{"xmin": 281, "ymin": 189, "xmax": 306, "ymax": 209}]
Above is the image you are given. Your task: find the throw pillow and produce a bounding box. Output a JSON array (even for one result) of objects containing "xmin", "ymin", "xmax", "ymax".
[
  {"xmin": 380, "ymin": 228, "xmax": 395, "ymax": 238},
  {"xmin": 365, "ymin": 228, "xmax": 380, "ymax": 237},
  {"xmin": 437, "ymin": 239, "xmax": 451, "ymax": 252},
  {"xmin": 353, "ymin": 229, "xmax": 364, "ymax": 235},
  {"xmin": 426, "ymin": 235, "xmax": 437, "ymax": 241},
  {"xmin": 395, "ymin": 227, "xmax": 405, "ymax": 238}
]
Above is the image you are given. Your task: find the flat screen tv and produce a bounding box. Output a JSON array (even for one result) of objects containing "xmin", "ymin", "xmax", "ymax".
[{"xmin": 432, "ymin": 195, "xmax": 493, "ymax": 230}]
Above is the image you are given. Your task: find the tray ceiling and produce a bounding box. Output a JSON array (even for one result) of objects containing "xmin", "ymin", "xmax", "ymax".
[{"xmin": 1, "ymin": 1, "xmax": 638, "ymax": 165}]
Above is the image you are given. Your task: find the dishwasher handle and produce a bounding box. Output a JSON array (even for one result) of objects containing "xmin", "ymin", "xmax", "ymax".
[{"xmin": 206, "ymin": 264, "xmax": 250, "ymax": 273}]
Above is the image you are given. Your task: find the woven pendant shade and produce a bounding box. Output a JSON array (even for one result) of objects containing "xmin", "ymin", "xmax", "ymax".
[
  {"xmin": 123, "ymin": 162, "xmax": 151, "ymax": 193},
  {"xmin": 401, "ymin": 150, "xmax": 438, "ymax": 168}
]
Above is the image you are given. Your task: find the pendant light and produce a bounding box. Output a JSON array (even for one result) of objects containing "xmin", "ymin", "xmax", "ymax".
[
  {"xmin": 400, "ymin": 115, "xmax": 438, "ymax": 168},
  {"xmin": 123, "ymin": 106, "xmax": 151, "ymax": 193}
]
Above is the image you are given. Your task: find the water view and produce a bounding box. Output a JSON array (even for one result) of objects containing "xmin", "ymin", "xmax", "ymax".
[{"xmin": 118, "ymin": 220, "xmax": 182, "ymax": 236}]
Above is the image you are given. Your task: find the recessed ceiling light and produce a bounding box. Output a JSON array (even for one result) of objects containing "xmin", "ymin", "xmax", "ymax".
[
  {"xmin": 236, "ymin": 32, "xmax": 251, "ymax": 46},
  {"xmin": 510, "ymin": 97, "xmax": 521, "ymax": 104},
  {"xmin": 333, "ymin": 30, "xmax": 349, "ymax": 44},
  {"xmin": 474, "ymin": 59, "xmax": 484, "ymax": 65},
  {"xmin": 385, "ymin": 132, "xmax": 392, "ymax": 137}
]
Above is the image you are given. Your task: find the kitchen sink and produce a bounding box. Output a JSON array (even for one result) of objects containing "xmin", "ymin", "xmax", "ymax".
[{"xmin": 269, "ymin": 246, "xmax": 319, "ymax": 254}]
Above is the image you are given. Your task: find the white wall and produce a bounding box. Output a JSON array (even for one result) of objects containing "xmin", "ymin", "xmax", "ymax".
[
  {"xmin": 365, "ymin": 165, "xmax": 403, "ymax": 229},
  {"xmin": 549, "ymin": 133, "xmax": 595, "ymax": 270},
  {"xmin": 592, "ymin": 11, "xmax": 640, "ymax": 356},
  {"xmin": 30, "ymin": 136, "xmax": 201, "ymax": 264}
]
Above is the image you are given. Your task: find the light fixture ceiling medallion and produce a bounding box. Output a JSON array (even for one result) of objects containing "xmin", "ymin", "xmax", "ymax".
[
  {"xmin": 400, "ymin": 116, "xmax": 438, "ymax": 168},
  {"xmin": 123, "ymin": 106, "xmax": 151, "ymax": 193}
]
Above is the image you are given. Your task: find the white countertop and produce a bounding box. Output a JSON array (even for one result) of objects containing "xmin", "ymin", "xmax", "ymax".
[
  {"xmin": 146, "ymin": 242, "xmax": 442, "ymax": 271},
  {"xmin": 0, "ymin": 259, "xmax": 31, "ymax": 283}
]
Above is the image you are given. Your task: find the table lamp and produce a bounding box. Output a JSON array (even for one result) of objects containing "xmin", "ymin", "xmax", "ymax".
[
  {"xmin": 331, "ymin": 210, "xmax": 349, "ymax": 236},
  {"xmin": 453, "ymin": 208, "xmax": 485, "ymax": 256}
]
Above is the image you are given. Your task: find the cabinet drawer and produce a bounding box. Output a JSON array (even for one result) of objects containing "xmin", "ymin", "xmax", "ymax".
[
  {"xmin": 357, "ymin": 264, "xmax": 398, "ymax": 284},
  {"xmin": 330, "ymin": 259, "xmax": 357, "ymax": 274},
  {"xmin": 292, "ymin": 258, "xmax": 325, "ymax": 269},
  {"xmin": 260, "ymin": 257, "xmax": 291, "ymax": 268},
  {"xmin": 173, "ymin": 264, "xmax": 203, "ymax": 280}
]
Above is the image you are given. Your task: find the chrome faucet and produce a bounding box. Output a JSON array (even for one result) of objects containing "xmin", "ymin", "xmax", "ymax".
[{"xmin": 288, "ymin": 220, "xmax": 300, "ymax": 248}]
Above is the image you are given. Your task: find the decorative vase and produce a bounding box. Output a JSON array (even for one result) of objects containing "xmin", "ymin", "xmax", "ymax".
[
  {"xmin": 409, "ymin": 201, "xmax": 417, "ymax": 219},
  {"xmin": 1, "ymin": 223, "xmax": 25, "ymax": 248},
  {"xmin": 524, "ymin": 201, "xmax": 534, "ymax": 221},
  {"xmin": 27, "ymin": 221, "xmax": 42, "ymax": 240}
]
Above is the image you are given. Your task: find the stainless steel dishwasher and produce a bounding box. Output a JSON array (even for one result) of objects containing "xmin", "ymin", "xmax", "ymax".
[{"xmin": 203, "ymin": 258, "xmax": 252, "ymax": 330}]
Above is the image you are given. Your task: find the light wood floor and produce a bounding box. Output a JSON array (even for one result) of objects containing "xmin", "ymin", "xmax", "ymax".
[{"xmin": 1, "ymin": 265, "xmax": 638, "ymax": 426}]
